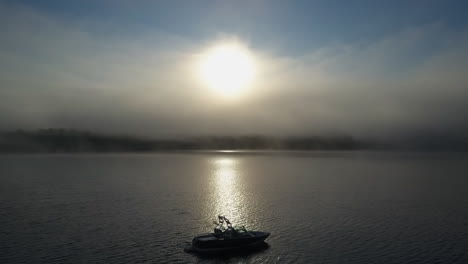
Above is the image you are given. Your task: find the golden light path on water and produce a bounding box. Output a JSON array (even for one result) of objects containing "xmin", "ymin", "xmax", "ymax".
[{"xmin": 211, "ymin": 157, "xmax": 247, "ymax": 225}]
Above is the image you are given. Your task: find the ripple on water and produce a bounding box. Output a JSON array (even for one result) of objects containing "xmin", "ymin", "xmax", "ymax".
[{"xmin": 1, "ymin": 153, "xmax": 468, "ymax": 263}]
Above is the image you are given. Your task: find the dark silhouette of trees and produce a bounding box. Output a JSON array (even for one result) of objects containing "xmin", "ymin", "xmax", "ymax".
[{"xmin": 0, "ymin": 129, "xmax": 369, "ymax": 153}]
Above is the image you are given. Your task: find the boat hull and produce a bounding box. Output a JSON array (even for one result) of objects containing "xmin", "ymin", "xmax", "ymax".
[{"xmin": 184, "ymin": 231, "xmax": 270, "ymax": 254}]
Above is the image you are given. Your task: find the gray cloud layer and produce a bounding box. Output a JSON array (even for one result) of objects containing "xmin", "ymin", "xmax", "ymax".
[{"xmin": 1, "ymin": 4, "xmax": 467, "ymax": 139}]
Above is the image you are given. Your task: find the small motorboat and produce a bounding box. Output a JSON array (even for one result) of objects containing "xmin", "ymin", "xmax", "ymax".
[{"xmin": 184, "ymin": 215, "xmax": 270, "ymax": 254}]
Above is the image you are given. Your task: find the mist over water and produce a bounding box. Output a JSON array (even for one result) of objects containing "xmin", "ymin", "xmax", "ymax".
[{"xmin": 1, "ymin": 152, "xmax": 468, "ymax": 263}]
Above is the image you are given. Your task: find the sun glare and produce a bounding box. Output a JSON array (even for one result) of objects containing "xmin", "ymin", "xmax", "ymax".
[{"xmin": 199, "ymin": 42, "xmax": 255, "ymax": 96}]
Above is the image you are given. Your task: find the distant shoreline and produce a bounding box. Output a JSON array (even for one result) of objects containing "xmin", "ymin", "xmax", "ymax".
[
  {"xmin": 0, "ymin": 129, "xmax": 373, "ymax": 153},
  {"xmin": 1, "ymin": 129, "xmax": 467, "ymax": 153}
]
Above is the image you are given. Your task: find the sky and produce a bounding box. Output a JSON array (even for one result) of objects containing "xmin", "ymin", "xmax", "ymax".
[{"xmin": 1, "ymin": 0, "xmax": 468, "ymax": 139}]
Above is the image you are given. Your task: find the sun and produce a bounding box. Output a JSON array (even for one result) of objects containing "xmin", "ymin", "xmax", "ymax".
[{"xmin": 198, "ymin": 42, "xmax": 255, "ymax": 96}]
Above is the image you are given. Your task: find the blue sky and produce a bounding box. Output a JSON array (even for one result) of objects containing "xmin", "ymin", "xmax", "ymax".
[
  {"xmin": 5, "ymin": 0, "xmax": 468, "ymax": 54},
  {"xmin": 1, "ymin": 0, "xmax": 468, "ymax": 137}
]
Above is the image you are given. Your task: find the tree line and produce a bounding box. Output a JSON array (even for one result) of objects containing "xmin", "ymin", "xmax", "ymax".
[{"xmin": 0, "ymin": 129, "xmax": 370, "ymax": 153}]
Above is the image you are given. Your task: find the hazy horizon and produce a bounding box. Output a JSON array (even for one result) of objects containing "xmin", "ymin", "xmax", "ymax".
[{"xmin": 1, "ymin": 1, "xmax": 468, "ymax": 140}]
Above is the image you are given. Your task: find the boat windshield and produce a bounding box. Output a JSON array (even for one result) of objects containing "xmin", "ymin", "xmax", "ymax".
[
  {"xmin": 233, "ymin": 226, "xmax": 247, "ymax": 233},
  {"xmin": 214, "ymin": 216, "xmax": 248, "ymax": 233}
]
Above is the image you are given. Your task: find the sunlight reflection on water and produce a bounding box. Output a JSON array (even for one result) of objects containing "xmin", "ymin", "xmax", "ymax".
[{"xmin": 211, "ymin": 157, "xmax": 246, "ymax": 224}]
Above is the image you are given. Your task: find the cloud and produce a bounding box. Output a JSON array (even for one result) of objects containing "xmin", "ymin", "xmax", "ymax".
[
  {"xmin": 250, "ymin": 23, "xmax": 468, "ymax": 138},
  {"xmin": 0, "ymin": 3, "xmax": 467, "ymax": 139}
]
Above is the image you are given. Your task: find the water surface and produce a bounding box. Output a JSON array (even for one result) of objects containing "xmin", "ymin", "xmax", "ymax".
[{"xmin": 1, "ymin": 152, "xmax": 467, "ymax": 263}]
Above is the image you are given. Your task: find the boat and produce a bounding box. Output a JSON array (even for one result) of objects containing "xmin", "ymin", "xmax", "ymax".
[{"xmin": 184, "ymin": 215, "xmax": 270, "ymax": 253}]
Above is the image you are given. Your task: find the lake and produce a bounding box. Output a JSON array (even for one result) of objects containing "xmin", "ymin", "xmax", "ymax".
[{"xmin": 1, "ymin": 152, "xmax": 467, "ymax": 263}]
